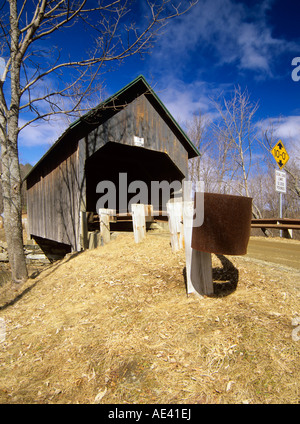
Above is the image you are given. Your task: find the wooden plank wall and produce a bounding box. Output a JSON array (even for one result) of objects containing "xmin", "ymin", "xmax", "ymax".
[
  {"xmin": 26, "ymin": 141, "xmax": 81, "ymax": 251},
  {"xmin": 26, "ymin": 91, "xmax": 190, "ymax": 250},
  {"xmin": 86, "ymin": 94, "xmax": 188, "ymax": 176}
]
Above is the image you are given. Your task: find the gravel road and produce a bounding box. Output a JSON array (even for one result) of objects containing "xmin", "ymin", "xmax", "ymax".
[{"xmin": 246, "ymin": 237, "xmax": 300, "ymax": 270}]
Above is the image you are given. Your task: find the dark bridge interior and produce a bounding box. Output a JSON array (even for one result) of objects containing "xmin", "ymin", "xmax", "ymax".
[{"xmin": 86, "ymin": 142, "xmax": 184, "ymax": 216}]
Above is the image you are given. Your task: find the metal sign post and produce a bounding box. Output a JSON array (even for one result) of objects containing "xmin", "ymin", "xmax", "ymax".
[
  {"xmin": 275, "ymin": 170, "xmax": 287, "ymax": 237},
  {"xmin": 271, "ymin": 141, "xmax": 289, "ymax": 237}
]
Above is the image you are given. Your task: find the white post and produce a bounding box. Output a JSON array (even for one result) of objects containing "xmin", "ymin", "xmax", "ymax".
[
  {"xmin": 190, "ymin": 249, "xmax": 213, "ymax": 296},
  {"xmin": 131, "ymin": 204, "xmax": 146, "ymax": 243},
  {"xmin": 166, "ymin": 200, "xmax": 183, "ymax": 252},
  {"xmin": 183, "ymin": 200, "xmax": 196, "ymax": 294},
  {"xmin": 98, "ymin": 208, "xmax": 115, "ymax": 244},
  {"xmin": 183, "ymin": 181, "xmax": 214, "ymax": 297}
]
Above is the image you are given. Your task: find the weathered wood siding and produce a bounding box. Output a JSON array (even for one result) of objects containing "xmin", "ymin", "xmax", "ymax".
[
  {"xmin": 26, "ymin": 140, "xmax": 81, "ymax": 250},
  {"xmin": 86, "ymin": 94, "xmax": 188, "ymax": 176},
  {"xmin": 26, "ymin": 89, "xmax": 192, "ymax": 249}
]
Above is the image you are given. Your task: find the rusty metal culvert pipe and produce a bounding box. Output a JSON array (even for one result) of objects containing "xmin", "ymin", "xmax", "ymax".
[{"xmin": 191, "ymin": 192, "xmax": 253, "ymax": 256}]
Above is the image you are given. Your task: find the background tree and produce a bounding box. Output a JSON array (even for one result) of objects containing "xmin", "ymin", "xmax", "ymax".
[
  {"xmin": 262, "ymin": 126, "xmax": 300, "ymax": 217},
  {"xmin": 188, "ymin": 87, "xmax": 262, "ymax": 208},
  {"xmin": 186, "ymin": 111, "xmax": 216, "ymax": 192},
  {"xmin": 0, "ymin": 0, "xmax": 196, "ymax": 283},
  {"xmin": 210, "ymin": 86, "xmax": 259, "ymax": 199},
  {"xmin": 187, "ymin": 86, "xmax": 275, "ymax": 236},
  {"xmin": 188, "ymin": 87, "xmax": 300, "ymax": 238},
  {"xmin": 187, "ymin": 111, "xmax": 234, "ymax": 194}
]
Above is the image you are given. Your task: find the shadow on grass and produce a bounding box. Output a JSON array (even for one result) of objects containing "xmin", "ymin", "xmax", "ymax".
[
  {"xmin": 212, "ymin": 254, "xmax": 239, "ymax": 297},
  {"xmin": 183, "ymin": 254, "xmax": 239, "ymax": 298},
  {"xmin": 0, "ymin": 281, "xmax": 38, "ymax": 311},
  {"xmin": 0, "ymin": 250, "xmax": 83, "ymax": 311}
]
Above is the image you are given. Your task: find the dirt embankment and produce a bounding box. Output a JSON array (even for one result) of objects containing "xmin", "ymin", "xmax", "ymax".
[{"xmin": 0, "ymin": 232, "xmax": 299, "ymax": 404}]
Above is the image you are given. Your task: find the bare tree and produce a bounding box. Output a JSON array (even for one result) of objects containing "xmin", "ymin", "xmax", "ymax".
[
  {"xmin": 189, "ymin": 88, "xmax": 261, "ymax": 199},
  {"xmin": 211, "ymin": 86, "xmax": 260, "ymax": 199},
  {"xmin": 188, "ymin": 87, "xmax": 274, "ymax": 235},
  {"xmin": 0, "ymin": 0, "xmax": 196, "ymax": 283},
  {"xmin": 186, "ymin": 110, "xmax": 215, "ymax": 190},
  {"xmin": 213, "ymin": 88, "xmax": 278, "ymax": 239},
  {"xmin": 187, "ymin": 89, "xmax": 299, "ymax": 238},
  {"xmin": 187, "ymin": 110, "xmax": 233, "ymax": 194}
]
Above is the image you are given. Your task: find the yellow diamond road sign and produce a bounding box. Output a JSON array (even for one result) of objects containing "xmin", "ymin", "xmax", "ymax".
[{"xmin": 271, "ymin": 140, "xmax": 289, "ymax": 169}]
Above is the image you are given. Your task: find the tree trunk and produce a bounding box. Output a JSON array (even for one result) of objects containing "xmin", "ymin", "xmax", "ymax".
[
  {"xmin": 0, "ymin": 0, "xmax": 28, "ymax": 283},
  {"xmin": 1, "ymin": 131, "xmax": 28, "ymax": 283}
]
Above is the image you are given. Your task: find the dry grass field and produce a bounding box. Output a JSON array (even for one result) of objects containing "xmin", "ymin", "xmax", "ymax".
[{"xmin": 0, "ymin": 231, "xmax": 300, "ymax": 404}]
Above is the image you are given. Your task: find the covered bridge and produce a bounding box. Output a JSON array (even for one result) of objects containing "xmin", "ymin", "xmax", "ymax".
[{"xmin": 24, "ymin": 75, "xmax": 199, "ymax": 254}]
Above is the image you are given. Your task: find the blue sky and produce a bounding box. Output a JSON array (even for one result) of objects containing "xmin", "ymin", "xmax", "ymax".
[{"xmin": 17, "ymin": 0, "xmax": 300, "ymax": 165}]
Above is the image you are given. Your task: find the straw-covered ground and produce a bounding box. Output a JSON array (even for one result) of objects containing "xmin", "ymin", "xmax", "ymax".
[{"xmin": 0, "ymin": 231, "xmax": 300, "ymax": 404}]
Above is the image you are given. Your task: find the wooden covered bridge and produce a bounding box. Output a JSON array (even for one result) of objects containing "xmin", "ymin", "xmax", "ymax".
[{"xmin": 24, "ymin": 75, "xmax": 199, "ymax": 255}]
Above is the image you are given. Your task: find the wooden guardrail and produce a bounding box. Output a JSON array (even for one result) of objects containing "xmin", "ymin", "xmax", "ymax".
[{"xmin": 251, "ymin": 218, "xmax": 300, "ymax": 230}]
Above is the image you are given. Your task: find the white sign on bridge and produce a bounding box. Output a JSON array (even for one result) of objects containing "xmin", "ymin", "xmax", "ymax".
[{"xmin": 275, "ymin": 170, "xmax": 287, "ymax": 193}]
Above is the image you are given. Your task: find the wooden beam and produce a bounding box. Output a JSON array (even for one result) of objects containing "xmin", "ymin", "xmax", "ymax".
[
  {"xmin": 145, "ymin": 204, "xmax": 154, "ymax": 222},
  {"xmin": 251, "ymin": 223, "xmax": 300, "ymax": 229},
  {"xmin": 88, "ymin": 231, "xmax": 98, "ymax": 249},
  {"xmin": 80, "ymin": 211, "xmax": 88, "ymax": 250}
]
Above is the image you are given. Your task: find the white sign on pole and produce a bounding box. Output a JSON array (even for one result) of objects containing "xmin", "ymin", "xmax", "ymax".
[
  {"xmin": 134, "ymin": 136, "xmax": 144, "ymax": 147},
  {"xmin": 275, "ymin": 170, "xmax": 286, "ymax": 193}
]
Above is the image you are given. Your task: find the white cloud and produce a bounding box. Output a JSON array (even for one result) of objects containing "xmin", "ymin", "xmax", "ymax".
[
  {"xmin": 273, "ymin": 116, "xmax": 300, "ymax": 141},
  {"xmin": 18, "ymin": 116, "xmax": 68, "ymax": 148},
  {"xmin": 152, "ymin": 0, "xmax": 296, "ymax": 76},
  {"xmin": 154, "ymin": 76, "xmax": 227, "ymax": 127},
  {"xmin": 258, "ymin": 115, "xmax": 300, "ymax": 150},
  {"xmin": 157, "ymin": 80, "xmax": 208, "ymax": 122}
]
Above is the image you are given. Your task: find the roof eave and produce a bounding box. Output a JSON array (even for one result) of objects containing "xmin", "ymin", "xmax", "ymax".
[{"xmin": 24, "ymin": 75, "xmax": 200, "ymax": 181}]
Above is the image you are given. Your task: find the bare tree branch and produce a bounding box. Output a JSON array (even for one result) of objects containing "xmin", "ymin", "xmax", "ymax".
[
  {"xmin": 210, "ymin": 86, "xmax": 260, "ymax": 198},
  {"xmin": 0, "ymin": 0, "xmax": 197, "ymax": 282}
]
